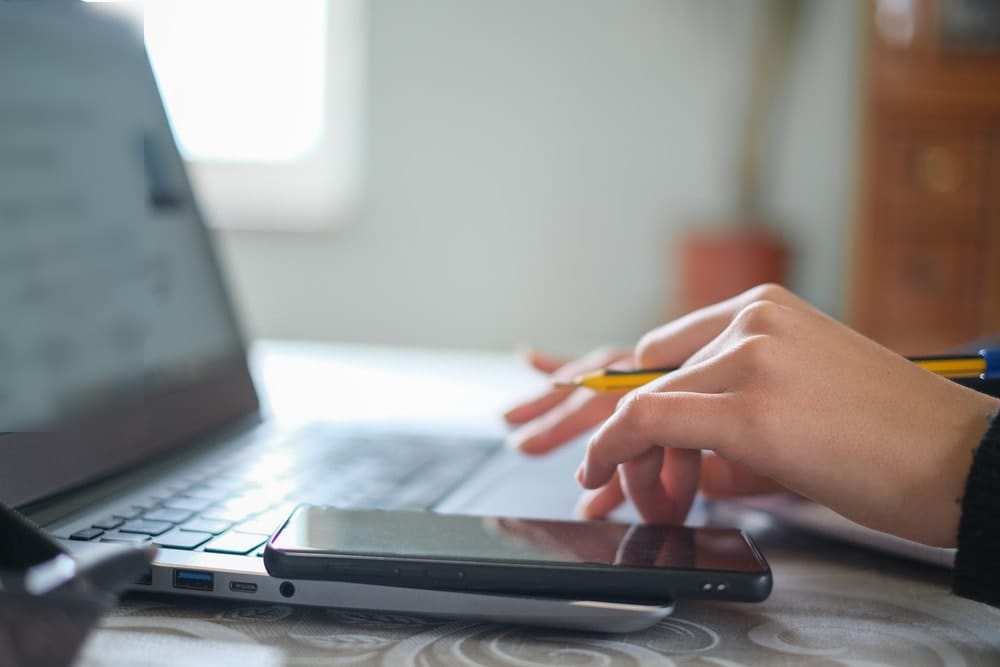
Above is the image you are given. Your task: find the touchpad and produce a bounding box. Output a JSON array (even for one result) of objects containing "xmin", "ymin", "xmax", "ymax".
[{"xmin": 438, "ymin": 436, "xmax": 640, "ymax": 522}]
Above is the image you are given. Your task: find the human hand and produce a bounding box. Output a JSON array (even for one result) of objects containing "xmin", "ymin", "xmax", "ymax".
[
  {"xmin": 576, "ymin": 284, "xmax": 1000, "ymax": 547},
  {"xmin": 504, "ymin": 302, "xmax": 788, "ymax": 520},
  {"xmin": 504, "ymin": 347, "xmax": 631, "ymax": 454},
  {"xmin": 503, "ymin": 347, "xmax": 638, "ymax": 519}
]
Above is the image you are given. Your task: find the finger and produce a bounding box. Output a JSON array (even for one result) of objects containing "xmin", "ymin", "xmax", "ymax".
[
  {"xmin": 699, "ymin": 454, "xmax": 786, "ymax": 499},
  {"xmin": 618, "ymin": 448, "xmax": 669, "ymax": 523},
  {"xmin": 575, "ymin": 470, "xmax": 625, "ymax": 520},
  {"xmin": 586, "ymin": 356, "xmax": 736, "ymax": 493},
  {"xmin": 550, "ymin": 347, "xmax": 630, "ymax": 384},
  {"xmin": 635, "ymin": 284, "xmax": 801, "ymax": 368},
  {"xmin": 619, "ymin": 448, "xmax": 701, "ymax": 525},
  {"xmin": 658, "ymin": 448, "xmax": 701, "ymax": 523},
  {"xmin": 613, "ymin": 351, "xmax": 737, "ymax": 413},
  {"xmin": 519, "ymin": 348, "xmax": 566, "ymax": 375},
  {"xmin": 510, "ymin": 389, "xmax": 620, "ymax": 455},
  {"xmin": 518, "ymin": 347, "xmax": 626, "ymax": 383},
  {"xmin": 506, "ymin": 347, "xmax": 628, "ymax": 427},
  {"xmin": 503, "ymin": 386, "xmax": 574, "ymax": 425},
  {"xmin": 579, "ymin": 392, "xmax": 738, "ymax": 489}
]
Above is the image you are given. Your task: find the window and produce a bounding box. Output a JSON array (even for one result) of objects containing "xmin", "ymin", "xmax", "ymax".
[
  {"xmin": 144, "ymin": 1, "xmax": 328, "ymax": 163},
  {"xmin": 89, "ymin": 0, "xmax": 366, "ymax": 229}
]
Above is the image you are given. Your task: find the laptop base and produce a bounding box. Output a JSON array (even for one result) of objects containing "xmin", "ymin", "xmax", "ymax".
[{"xmin": 65, "ymin": 539, "xmax": 672, "ymax": 633}]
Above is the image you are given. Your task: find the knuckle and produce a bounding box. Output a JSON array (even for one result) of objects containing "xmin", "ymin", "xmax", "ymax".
[
  {"xmin": 729, "ymin": 334, "xmax": 775, "ymax": 375},
  {"xmin": 620, "ymin": 391, "xmax": 653, "ymax": 433},
  {"xmin": 747, "ymin": 282, "xmax": 790, "ymax": 304},
  {"xmin": 734, "ymin": 299, "xmax": 784, "ymax": 333}
]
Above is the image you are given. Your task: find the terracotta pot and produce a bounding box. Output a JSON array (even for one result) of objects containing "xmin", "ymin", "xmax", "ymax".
[{"xmin": 676, "ymin": 227, "xmax": 790, "ymax": 316}]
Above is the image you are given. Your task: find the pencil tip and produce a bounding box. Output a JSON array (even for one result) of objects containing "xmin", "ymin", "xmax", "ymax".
[{"xmin": 553, "ymin": 380, "xmax": 577, "ymax": 388}]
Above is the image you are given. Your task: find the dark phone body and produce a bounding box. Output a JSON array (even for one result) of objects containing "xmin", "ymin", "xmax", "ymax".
[{"xmin": 264, "ymin": 506, "xmax": 772, "ymax": 604}]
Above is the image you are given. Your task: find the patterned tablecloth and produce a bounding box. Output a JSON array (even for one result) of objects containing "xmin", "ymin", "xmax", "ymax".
[{"xmin": 76, "ymin": 525, "xmax": 1000, "ymax": 667}]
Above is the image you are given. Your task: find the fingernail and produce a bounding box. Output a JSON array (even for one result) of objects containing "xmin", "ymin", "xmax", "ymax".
[{"xmin": 505, "ymin": 434, "xmax": 525, "ymax": 450}]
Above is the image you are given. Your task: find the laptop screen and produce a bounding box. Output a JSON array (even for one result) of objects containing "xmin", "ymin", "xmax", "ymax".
[{"xmin": 0, "ymin": 5, "xmax": 258, "ymax": 507}]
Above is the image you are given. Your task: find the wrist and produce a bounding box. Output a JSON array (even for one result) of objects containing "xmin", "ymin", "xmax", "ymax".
[{"xmin": 918, "ymin": 392, "xmax": 999, "ymax": 547}]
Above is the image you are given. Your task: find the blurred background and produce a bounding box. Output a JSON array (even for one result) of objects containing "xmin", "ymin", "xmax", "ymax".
[{"xmin": 134, "ymin": 0, "xmax": 999, "ymax": 356}]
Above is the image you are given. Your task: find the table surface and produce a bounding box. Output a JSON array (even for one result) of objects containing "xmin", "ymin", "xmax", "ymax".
[{"xmin": 75, "ymin": 342, "xmax": 1000, "ymax": 666}]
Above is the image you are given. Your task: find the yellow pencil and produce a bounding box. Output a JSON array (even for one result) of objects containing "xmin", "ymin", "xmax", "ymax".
[{"xmin": 555, "ymin": 351, "xmax": 998, "ymax": 392}]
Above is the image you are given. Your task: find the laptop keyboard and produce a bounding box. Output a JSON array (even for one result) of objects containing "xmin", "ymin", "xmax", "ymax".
[{"xmin": 65, "ymin": 424, "xmax": 498, "ymax": 556}]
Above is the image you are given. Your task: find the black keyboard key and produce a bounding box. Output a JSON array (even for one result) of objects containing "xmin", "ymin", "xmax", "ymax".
[
  {"xmin": 92, "ymin": 516, "xmax": 124, "ymax": 531},
  {"xmin": 233, "ymin": 505, "xmax": 294, "ymax": 536},
  {"xmin": 70, "ymin": 528, "xmax": 104, "ymax": 541},
  {"xmin": 180, "ymin": 518, "xmax": 232, "ymax": 535},
  {"xmin": 380, "ymin": 454, "xmax": 493, "ymax": 509},
  {"xmin": 112, "ymin": 507, "xmax": 144, "ymax": 521},
  {"xmin": 119, "ymin": 519, "xmax": 173, "ymax": 536},
  {"xmin": 216, "ymin": 495, "xmax": 274, "ymax": 516},
  {"xmin": 143, "ymin": 508, "xmax": 194, "ymax": 524},
  {"xmin": 200, "ymin": 507, "xmax": 254, "ymax": 524},
  {"xmin": 183, "ymin": 485, "xmax": 234, "ymax": 503},
  {"xmin": 163, "ymin": 496, "xmax": 214, "ymax": 513},
  {"xmin": 203, "ymin": 532, "xmax": 267, "ymax": 555},
  {"xmin": 100, "ymin": 531, "xmax": 151, "ymax": 544},
  {"xmin": 131, "ymin": 498, "xmax": 162, "ymax": 511},
  {"xmin": 153, "ymin": 529, "xmax": 212, "ymax": 550}
]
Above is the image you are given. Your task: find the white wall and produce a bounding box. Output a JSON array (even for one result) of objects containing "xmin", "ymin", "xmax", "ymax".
[
  {"xmin": 766, "ymin": 0, "xmax": 863, "ymax": 323},
  {"xmin": 214, "ymin": 0, "xmax": 862, "ymax": 354}
]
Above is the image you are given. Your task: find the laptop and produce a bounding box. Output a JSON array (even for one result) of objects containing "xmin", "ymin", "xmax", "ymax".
[{"xmin": 0, "ymin": 3, "xmax": 673, "ymax": 631}]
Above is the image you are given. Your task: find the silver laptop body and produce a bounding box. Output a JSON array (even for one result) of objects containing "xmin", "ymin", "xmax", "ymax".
[{"xmin": 0, "ymin": 3, "xmax": 670, "ymax": 632}]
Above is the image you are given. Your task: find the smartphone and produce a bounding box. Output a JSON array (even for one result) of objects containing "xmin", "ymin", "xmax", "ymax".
[{"xmin": 264, "ymin": 506, "xmax": 771, "ymax": 604}]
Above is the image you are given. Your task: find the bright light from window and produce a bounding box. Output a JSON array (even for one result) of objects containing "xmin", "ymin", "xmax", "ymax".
[
  {"xmin": 84, "ymin": 0, "xmax": 363, "ymax": 229},
  {"xmin": 143, "ymin": 1, "xmax": 327, "ymax": 162}
]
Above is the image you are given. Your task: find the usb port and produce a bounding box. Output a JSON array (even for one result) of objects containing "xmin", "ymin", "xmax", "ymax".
[
  {"xmin": 229, "ymin": 581, "xmax": 258, "ymax": 594},
  {"xmin": 173, "ymin": 569, "xmax": 214, "ymax": 592},
  {"xmin": 134, "ymin": 568, "xmax": 153, "ymax": 586}
]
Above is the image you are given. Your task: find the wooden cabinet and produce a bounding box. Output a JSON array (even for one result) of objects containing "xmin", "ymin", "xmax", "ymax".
[{"xmin": 852, "ymin": 0, "xmax": 1000, "ymax": 354}]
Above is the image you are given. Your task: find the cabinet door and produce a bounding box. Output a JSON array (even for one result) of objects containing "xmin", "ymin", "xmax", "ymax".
[
  {"xmin": 865, "ymin": 238, "xmax": 982, "ymax": 354},
  {"xmin": 874, "ymin": 120, "xmax": 986, "ymax": 241},
  {"xmin": 981, "ymin": 134, "xmax": 1000, "ymax": 334},
  {"xmin": 880, "ymin": 124, "xmax": 984, "ymax": 225},
  {"xmin": 853, "ymin": 0, "xmax": 1000, "ymax": 354},
  {"xmin": 857, "ymin": 118, "xmax": 990, "ymax": 354}
]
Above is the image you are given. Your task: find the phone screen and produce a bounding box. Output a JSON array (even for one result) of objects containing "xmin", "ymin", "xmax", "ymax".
[
  {"xmin": 265, "ymin": 506, "xmax": 771, "ymax": 603},
  {"xmin": 273, "ymin": 506, "xmax": 762, "ymax": 571}
]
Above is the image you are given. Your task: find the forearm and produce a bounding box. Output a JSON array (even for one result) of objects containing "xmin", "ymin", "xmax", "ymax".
[{"xmin": 953, "ymin": 410, "xmax": 1000, "ymax": 607}]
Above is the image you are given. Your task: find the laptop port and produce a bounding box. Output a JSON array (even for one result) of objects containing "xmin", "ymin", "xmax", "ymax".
[
  {"xmin": 134, "ymin": 568, "xmax": 153, "ymax": 586},
  {"xmin": 173, "ymin": 569, "xmax": 214, "ymax": 592},
  {"xmin": 229, "ymin": 581, "xmax": 258, "ymax": 594}
]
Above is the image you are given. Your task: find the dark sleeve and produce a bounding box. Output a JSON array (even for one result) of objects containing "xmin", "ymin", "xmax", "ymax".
[{"xmin": 952, "ymin": 411, "xmax": 1000, "ymax": 606}]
